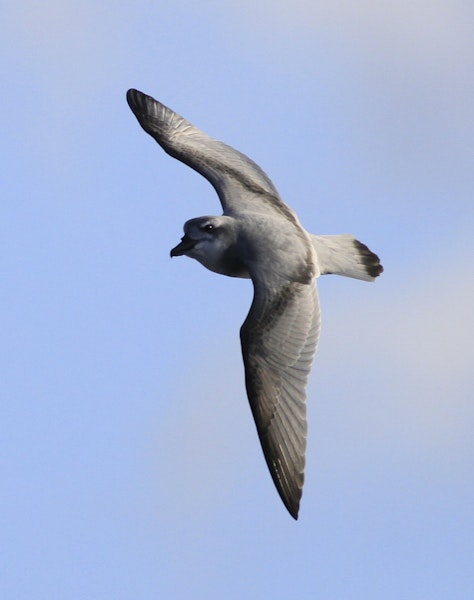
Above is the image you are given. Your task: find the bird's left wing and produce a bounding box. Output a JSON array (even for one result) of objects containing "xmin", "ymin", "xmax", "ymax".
[{"xmin": 126, "ymin": 89, "xmax": 293, "ymax": 218}]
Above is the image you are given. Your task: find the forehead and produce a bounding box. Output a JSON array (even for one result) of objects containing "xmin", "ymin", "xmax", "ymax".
[{"xmin": 184, "ymin": 216, "xmax": 214, "ymax": 229}]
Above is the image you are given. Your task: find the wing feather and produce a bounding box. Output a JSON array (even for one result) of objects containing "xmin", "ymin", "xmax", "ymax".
[
  {"xmin": 240, "ymin": 279, "xmax": 321, "ymax": 519},
  {"xmin": 126, "ymin": 89, "xmax": 297, "ymax": 219}
]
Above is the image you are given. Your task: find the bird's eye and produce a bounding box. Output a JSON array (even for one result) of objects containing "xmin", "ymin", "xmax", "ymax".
[{"xmin": 202, "ymin": 223, "xmax": 214, "ymax": 232}]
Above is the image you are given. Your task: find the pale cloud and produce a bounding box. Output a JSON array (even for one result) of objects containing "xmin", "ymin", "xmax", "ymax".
[
  {"xmin": 317, "ymin": 257, "xmax": 473, "ymax": 465},
  {"xmin": 5, "ymin": 1, "xmax": 95, "ymax": 64},
  {"xmin": 147, "ymin": 333, "xmax": 257, "ymax": 520},
  {"xmin": 2, "ymin": 0, "xmax": 126, "ymax": 95},
  {"xmin": 228, "ymin": 0, "xmax": 474, "ymax": 71},
  {"xmin": 5, "ymin": 0, "xmax": 473, "ymax": 85},
  {"xmin": 339, "ymin": 264, "xmax": 473, "ymax": 379}
]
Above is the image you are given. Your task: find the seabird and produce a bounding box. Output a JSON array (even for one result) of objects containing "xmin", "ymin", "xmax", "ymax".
[{"xmin": 126, "ymin": 89, "xmax": 383, "ymax": 519}]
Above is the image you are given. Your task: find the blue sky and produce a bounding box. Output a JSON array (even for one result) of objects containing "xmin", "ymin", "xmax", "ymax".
[{"xmin": 2, "ymin": 1, "xmax": 473, "ymax": 598}]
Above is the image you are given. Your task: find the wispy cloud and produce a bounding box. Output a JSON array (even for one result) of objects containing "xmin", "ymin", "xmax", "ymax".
[
  {"xmin": 317, "ymin": 257, "xmax": 473, "ymax": 465},
  {"xmin": 227, "ymin": 0, "xmax": 474, "ymax": 70}
]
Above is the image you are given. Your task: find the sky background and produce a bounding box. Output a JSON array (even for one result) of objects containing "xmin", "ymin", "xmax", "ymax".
[{"xmin": 2, "ymin": 1, "xmax": 473, "ymax": 598}]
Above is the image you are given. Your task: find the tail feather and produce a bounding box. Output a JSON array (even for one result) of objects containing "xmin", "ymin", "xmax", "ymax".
[{"xmin": 311, "ymin": 234, "xmax": 383, "ymax": 282}]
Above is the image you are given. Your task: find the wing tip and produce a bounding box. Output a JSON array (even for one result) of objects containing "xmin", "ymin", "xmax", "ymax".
[
  {"xmin": 126, "ymin": 88, "xmax": 174, "ymax": 145},
  {"xmin": 126, "ymin": 88, "xmax": 151, "ymax": 118},
  {"xmin": 271, "ymin": 466, "xmax": 304, "ymax": 520},
  {"xmin": 126, "ymin": 87, "xmax": 140, "ymax": 108},
  {"xmin": 287, "ymin": 502, "xmax": 300, "ymax": 520}
]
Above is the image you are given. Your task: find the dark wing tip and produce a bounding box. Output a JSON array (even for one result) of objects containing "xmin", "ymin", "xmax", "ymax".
[
  {"xmin": 255, "ymin": 422, "xmax": 305, "ymax": 520},
  {"xmin": 126, "ymin": 88, "xmax": 139, "ymax": 109},
  {"xmin": 126, "ymin": 89, "xmax": 173, "ymax": 146},
  {"xmin": 287, "ymin": 499, "xmax": 300, "ymax": 520},
  {"xmin": 263, "ymin": 454, "xmax": 302, "ymax": 520},
  {"xmin": 353, "ymin": 240, "xmax": 384, "ymax": 278},
  {"xmin": 280, "ymin": 478, "xmax": 302, "ymax": 520},
  {"xmin": 126, "ymin": 88, "xmax": 151, "ymax": 118}
]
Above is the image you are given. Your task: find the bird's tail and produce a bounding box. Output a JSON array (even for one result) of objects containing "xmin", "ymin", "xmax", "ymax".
[{"xmin": 310, "ymin": 234, "xmax": 383, "ymax": 281}]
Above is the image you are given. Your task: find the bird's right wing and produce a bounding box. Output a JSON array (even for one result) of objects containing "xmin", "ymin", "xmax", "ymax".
[{"xmin": 240, "ymin": 273, "xmax": 321, "ymax": 519}]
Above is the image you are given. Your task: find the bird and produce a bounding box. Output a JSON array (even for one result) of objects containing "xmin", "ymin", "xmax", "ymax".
[{"xmin": 126, "ymin": 88, "xmax": 383, "ymax": 519}]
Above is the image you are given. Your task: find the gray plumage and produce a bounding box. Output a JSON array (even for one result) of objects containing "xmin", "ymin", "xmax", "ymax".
[{"xmin": 126, "ymin": 89, "xmax": 383, "ymax": 519}]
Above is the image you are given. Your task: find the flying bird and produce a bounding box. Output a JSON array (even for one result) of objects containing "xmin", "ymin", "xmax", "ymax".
[{"xmin": 126, "ymin": 89, "xmax": 383, "ymax": 519}]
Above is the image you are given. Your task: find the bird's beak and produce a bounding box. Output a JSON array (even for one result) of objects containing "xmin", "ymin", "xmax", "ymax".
[{"xmin": 170, "ymin": 234, "xmax": 197, "ymax": 257}]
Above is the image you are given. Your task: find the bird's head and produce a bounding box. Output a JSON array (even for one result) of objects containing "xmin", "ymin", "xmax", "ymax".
[
  {"xmin": 170, "ymin": 216, "xmax": 220, "ymax": 257},
  {"xmin": 170, "ymin": 216, "xmax": 240, "ymax": 276}
]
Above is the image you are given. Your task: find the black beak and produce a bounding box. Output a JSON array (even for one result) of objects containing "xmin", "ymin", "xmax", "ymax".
[{"xmin": 170, "ymin": 234, "xmax": 197, "ymax": 257}]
